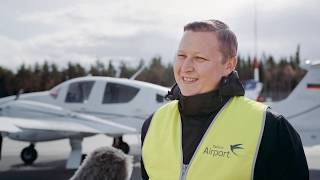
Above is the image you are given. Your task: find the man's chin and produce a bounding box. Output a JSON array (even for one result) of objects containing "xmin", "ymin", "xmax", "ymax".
[{"xmin": 180, "ymin": 89, "xmax": 199, "ymax": 96}]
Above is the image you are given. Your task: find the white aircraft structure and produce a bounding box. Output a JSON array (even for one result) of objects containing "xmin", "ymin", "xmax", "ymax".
[
  {"xmin": 243, "ymin": 79, "xmax": 263, "ymax": 100},
  {"xmin": 0, "ymin": 76, "xmax": 169, "ymax": 168},
  {"xmin": 267, "ymin": 60, "xmax": 320, "ymax": 146},
  {"xmin": 242, "ymin": 59, "xmax": 320, "ymax": 146}
]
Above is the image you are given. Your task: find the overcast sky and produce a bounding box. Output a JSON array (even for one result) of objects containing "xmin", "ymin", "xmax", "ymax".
[{"xmin": 0, "ymin": 0, "xmax": 319, "ymax": 70}]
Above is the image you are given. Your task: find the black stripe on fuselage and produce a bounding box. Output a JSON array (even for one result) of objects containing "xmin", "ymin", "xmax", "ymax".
[{"xmin": 307, "ymin": 84, "xmax": 320, "ymax": 89}]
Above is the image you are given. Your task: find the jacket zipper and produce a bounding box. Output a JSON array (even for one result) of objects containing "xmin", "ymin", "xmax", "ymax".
[
  {"xmin": 181, "ymin": 164, "xmax": 188, "ymax": 180},
  {"xmin": 179, "ymin": 98, "xmax": 232, "ymax": 180}
]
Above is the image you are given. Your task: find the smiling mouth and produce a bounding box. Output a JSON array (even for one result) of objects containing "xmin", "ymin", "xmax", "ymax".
[{"xmin": 182, "ymin": 77, "xmax": 198, "ymax": 83}]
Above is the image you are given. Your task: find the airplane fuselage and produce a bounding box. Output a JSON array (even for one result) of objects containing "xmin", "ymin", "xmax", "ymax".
[{"xmin": 0, "ymin": 76, "xmax": 169, "ymax": 142}]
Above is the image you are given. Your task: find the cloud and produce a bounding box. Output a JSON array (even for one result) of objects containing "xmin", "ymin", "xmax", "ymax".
[
  {"xmin": 0, "ymin": 0, "xmax": 181, "ymax": 70},
  {"xmin": 0, "ymin": 0, "xmax": 319, "ymax": 71}
]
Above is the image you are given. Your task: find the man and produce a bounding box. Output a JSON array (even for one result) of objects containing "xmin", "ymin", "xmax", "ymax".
[{"xmin": 141, "ymin": 20, "xmax": 309, "ymax": 179}]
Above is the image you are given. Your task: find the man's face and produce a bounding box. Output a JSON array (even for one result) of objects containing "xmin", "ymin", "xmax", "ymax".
[{"xmin": 174, "ymin": 31, "xmax": 232, "ymax": 96}]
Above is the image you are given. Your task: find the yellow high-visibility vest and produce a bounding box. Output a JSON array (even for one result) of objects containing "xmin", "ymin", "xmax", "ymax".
[{"xmin": 142, "ymin": 96, "xmax": 267, "ymax": 180}]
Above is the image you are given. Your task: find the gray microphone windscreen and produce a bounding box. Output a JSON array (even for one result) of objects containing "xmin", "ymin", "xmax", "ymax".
[{"xmin": 69, "ymin": 146, "xmax": 133, "ymax": 180}]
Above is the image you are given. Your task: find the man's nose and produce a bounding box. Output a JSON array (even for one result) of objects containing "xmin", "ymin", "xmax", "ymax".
[{"xmin": 181, "ymin": 57, "xmax": 194, "ymax": 72}]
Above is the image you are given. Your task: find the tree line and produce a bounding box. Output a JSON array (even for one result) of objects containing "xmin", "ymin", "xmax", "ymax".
[{"xmin": 0, "ymin": 45, "xmax": 305, "ymax": 100}]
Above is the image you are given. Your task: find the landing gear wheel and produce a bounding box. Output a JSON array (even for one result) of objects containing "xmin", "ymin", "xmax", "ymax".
[
  {"xmin": 112, "ymin": 136, "xmax": 130, "ymax": 154},
  {"xmin": 20, "ymin": 144, "xmax": 37, "ymax": 165},
  {"xmin": 81, "ymin": 154, "xmax": 87, "ymax": 163}
]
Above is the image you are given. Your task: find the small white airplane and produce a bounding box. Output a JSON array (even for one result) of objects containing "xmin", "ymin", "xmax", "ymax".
[
  {"xmin": 267, "ymin": 60, "xmax": 320, "ymax": 146},
  {"xmin": 0, "ymin": 76, "xmax": 169, "ymax": 169},
  {"xmin": 243, "ymin": 58, "xmax": 263, "ymax": 100}
]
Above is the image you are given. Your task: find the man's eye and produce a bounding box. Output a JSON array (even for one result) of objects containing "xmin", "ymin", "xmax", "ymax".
[
  {"xmin": 195, "ymin": 56, "xmax": 207, "ymax": 61},
  {"xmin": 177, "ymin": 54, "xmax": 186, "ymax": 59}
]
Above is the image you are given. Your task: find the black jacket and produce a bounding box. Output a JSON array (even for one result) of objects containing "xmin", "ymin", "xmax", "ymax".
[{"xmin": 141, "ymin": 72, "xmax": 309, "ymax": 180}]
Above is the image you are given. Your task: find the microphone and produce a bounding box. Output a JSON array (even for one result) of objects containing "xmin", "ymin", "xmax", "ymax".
[{"xmin": 69, "ymin": 146, "xmax": 133, "ymax": 180}]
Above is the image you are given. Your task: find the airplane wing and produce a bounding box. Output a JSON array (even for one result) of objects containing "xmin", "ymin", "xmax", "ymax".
[
  {"xmin": 0, "ymin": 115, "xmax": 137, "ymax": 135},
  {"xmin": 0, "ymin": 116, "xmax": 96, "ymax": 133},
  {"xmin": 0, "ymin": 118, "xmax": 22, "ymax": 133},
  {"xmin": 0, "ymin": 100, "xmax": 137, "ymax": 135}
]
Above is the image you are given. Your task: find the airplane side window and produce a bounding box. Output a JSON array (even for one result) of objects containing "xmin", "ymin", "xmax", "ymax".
[
  {"xmin": 156, "ymin": 94, "xmax": 164, "ymax": 103},
  {"xmin": 102, "ymin": 83, "xmax": 139, "ymax": 104},
  {"xmin": 65, "ymin": 81, "xmax": 94, "ymax": 103}
]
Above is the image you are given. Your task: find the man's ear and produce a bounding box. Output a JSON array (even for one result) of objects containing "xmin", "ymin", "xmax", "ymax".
[{"xmin": 224, "ymin": 56, "xmax": 237, "ymax": 76}]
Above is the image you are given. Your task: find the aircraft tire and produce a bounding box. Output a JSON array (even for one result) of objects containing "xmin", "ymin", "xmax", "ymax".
[{"xmin": 21, "ymin": 145, "xmax": 38, "ymax": 165}]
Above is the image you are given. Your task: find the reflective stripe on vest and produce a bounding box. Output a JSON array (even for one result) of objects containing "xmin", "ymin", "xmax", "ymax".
[{"xmin": 142, "ymin": 96, "xmax": 267, "ymax": 180}]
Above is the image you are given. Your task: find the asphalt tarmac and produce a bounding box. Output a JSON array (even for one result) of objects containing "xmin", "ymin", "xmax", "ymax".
[
  {"xmin": 1, "ymin": 135, "xmax": 320, "ymax": 180},
  {"xmin": 1, "ymin": 155, "xmax": 320, "ymax": 180},
  {"xmin": 0, "ymin": 155, "xmax": 143, "ymax": 180}
]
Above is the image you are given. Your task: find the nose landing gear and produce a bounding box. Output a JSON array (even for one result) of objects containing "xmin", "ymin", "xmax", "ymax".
[{"xmin": 112, "ymin": 136, "xmax": 129, "ymax": 154}]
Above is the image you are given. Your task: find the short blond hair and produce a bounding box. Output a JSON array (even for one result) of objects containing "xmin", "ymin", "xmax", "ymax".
[{"xmin": 184, "ymin": 19, "xmax": 238, "ymax": 63}]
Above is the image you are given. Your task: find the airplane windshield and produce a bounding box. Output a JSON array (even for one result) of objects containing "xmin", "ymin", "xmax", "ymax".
[
  {"xmin": 49, "ymin": 86, "xmax": 60, "ymax": 99},
  {"xmin": 65, "ymin": 81, "xmax": 95, "ymax": 103}
]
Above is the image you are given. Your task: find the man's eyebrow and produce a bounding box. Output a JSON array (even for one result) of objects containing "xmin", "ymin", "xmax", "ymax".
[
  {"xmin": 177, "ymin": 50, "xmax": 208, "ymax": 58},
  {"xmin": 193, "ymin": 52, "xmax": 206, "ymax": 57},
  {"xmin": 177, "ymin": 50, "xmax": 185, "ymax": 54},
  {"xmin": 177, "ymin": 50, "xmax": 201, "ymax": 54}
]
